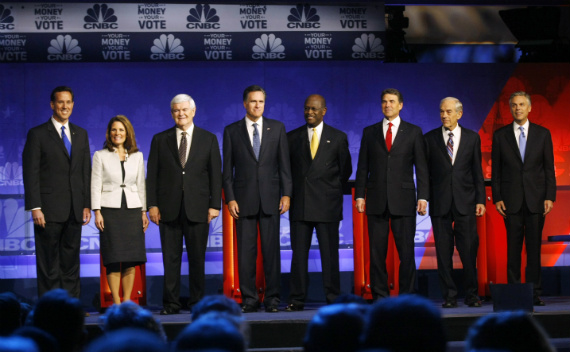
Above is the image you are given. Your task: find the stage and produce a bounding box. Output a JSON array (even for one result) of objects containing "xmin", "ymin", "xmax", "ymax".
[{"xmin": 83, "ymin": 297, "xmax": 570, "ymax": 351}]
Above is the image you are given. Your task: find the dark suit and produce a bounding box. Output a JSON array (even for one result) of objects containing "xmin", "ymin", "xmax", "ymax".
[
  {"xmin": 491, "ymin": 122, "xmax": 556, "ymax": 297},
  {"xmin": 223, "ymin": 117, "xmax": 292, "ymax": 307},
  {"xmin": 146, "ymin": 126, "xmax": 222, "ymax": 309},
  {"xmin": 425, "ymin": 126, "xmax": 485, "ymax": 302},
  {"xmin": 287, "ymin": 123, "xmax": 352, "ymax": 304},
  {"xmin": 355, "ymin": 119, "xmax": 429, "ymax": 299},
  {"xmin": 23, "ymin": 119, "xmax": 91, "ymax": 298}
]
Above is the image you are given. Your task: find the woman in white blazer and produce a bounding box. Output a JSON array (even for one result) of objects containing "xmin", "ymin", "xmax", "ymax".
[{"xmin": 91, "ymin": 115, "xmax": 148, "ymax": 305}]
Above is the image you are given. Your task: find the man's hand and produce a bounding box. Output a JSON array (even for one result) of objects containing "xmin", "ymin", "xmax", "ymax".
[
  {"xmin": 475, "ymin": 204, "xmax": 486, "ymax": 217},
  {"xmin": 416, "ymin": 200, "xmax": 427, "ymax": 216},
  {"xmin": 228, "ymin": 201, "xmax": 239, "ymax": 220},
  {"xmin": 495, "ymin": 201, "xmax": 506, "ymax": 217},
  {"xmin": 208, "ymin": 208, "xmax": 220, "ymax": 224},
  {"xmin": 279, "ymin": 196, "xmax": 290, "ymax": 215},
  {"xmin": 355, "ymin": 199, "xmax": 365, "ymax": 213},
  {"xmin": 94, "ymin": 210, "xmax": 104, "ymax": 231},
  {"xmin": 82, "ymin": 208, "xmax": 91, "ymax": 225},
  {"xmin": 142, "ymin": 212, "xmax": 149, "ymax": 232},
  {"xmin": 149, "ymin": 207, "xmax": 161, "ymax": 225},
  {"xmin": 544, "ymin": 200, "xmax": 554, "ymax": 216},
  {"xmin": 32, "ymin": 209, "xmax": 46, "ymax": 228}
]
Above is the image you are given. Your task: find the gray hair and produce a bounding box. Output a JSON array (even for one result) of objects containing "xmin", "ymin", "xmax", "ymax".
[
  {"xmin": 170, "ymin": 94, "xmax": 196, "ymax": 109},
  {"xmin": 509, "ymin": 91, "xmax": 531, "ymax": 106},
  {"xmin": 440, "ymin": 97, "xmax": 463, "ymax": 113}
]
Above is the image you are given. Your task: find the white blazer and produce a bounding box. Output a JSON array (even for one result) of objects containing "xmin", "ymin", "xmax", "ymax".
[{"xmin": 91, "ymin": 149, "xmax": 146, "ymax": 210}]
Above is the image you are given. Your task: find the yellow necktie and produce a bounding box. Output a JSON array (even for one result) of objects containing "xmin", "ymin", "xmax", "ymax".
[{"xmin": 310, "ymin": 128, "xmax": 318, "ymax": 159}]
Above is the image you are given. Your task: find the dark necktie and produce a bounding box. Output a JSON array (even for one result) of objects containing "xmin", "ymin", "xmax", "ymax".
[
  {"xmin": 386, "ymin": 122, "xmax": 393, "ymax": 151},
  {"xmin": 519, "ymin": 126, "xmax": 526, "ymax": 161},
  {"xmin": 179, "ymin": 132, "xmax": 187, "ymax": 168},
  {"xmin": 447, "ymin": 132, "xmax": 454, "ymax": 163},
  {"xmin": 253, "ymin": 123, "xmax": 260, "ymax": 160},
  {"xmin": 61, "ymin": 126, "xmax": 71, "ymax": 156}
]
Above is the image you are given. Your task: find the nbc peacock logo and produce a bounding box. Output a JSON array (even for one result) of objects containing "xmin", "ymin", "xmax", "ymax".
[
  {"xmin": 150, "ymin": 34, "xmax": 185, "ymax": 60},
  {"xmin": 186, "ymin": 4, "xmax": 220, "ymax": 29},
  {"xmin": 252, "ymin": 33, "xmax": 285, "ymax": 60},
  {"xmin": 83, "ymin": 4, "xmax": 118, "ymax": 30},
  {"xmin": 47, "ymin": 34, "xmax": 82, "ymax": 61}
]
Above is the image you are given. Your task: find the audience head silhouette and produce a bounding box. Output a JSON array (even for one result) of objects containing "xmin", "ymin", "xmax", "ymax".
[
  {"xmin": 174, "ymin": 311, "xmax": 245, "ymax": 352},
  {"xmin": 465, "ymin": 310, "xmax": 555, "ymax": 352},
  {"xmin": 85, "ymin": 328, "xmax": 165, "ymax": 352},
  {"xmin": 304, "ymin": 303, "xmax": 365, "ymax": 352},
  {"xmin": 101, "ymin": 301, "xmax": 166, "ymax": 341},
  {"xmin": 30, "ymin": 289, "xmax": 85, "ymax": 352},
  {"xmin": 361, "ymin": 294, "xmax": 447, "ymax": 352}
]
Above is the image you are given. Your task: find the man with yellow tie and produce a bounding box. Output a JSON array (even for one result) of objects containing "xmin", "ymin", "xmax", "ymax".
[{"xmin": 285, "ymin": 94, "xmax": 352, "ymax": 310}]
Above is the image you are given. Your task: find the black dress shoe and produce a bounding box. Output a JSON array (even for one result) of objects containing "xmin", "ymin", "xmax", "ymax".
[
  {"xmin": 534, "ymin": 297, "xmax": 546, "ymax": 306},
  {"xmin": 265, "ymin": 305, "xmax": 279, "ymax": 313},
  {"xmin": 442, "ymin": 299, "xmax": 457, "ymax": 308},
  {"xmin": 160, "ymin": 308, "xmax": 180, "ymax": 315},
  {"xmin": 285, "ymin": 303, "xmax": 304, "ymax": 312},
  {"xmin": 241, "ymin": 304, "xmax": 258, "ymax": 313},
  {"xmin": 467, "ymin": 300, "xmax": 482, "ymax": 307}
]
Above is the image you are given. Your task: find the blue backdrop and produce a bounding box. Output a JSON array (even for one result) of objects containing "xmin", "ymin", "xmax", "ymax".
[{"xmin": 0, "ymin": 61, "xmax": 515, "ymax": 278}]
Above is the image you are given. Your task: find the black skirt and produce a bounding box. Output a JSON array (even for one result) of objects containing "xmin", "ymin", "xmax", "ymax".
[{"xmin": 100, "ymin": 192, "xmax": 147, "ymax": 266}]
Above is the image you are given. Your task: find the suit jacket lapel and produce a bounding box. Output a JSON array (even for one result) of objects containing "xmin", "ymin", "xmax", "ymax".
[
  {"xmin": 239, "ymin": 119, "xmax": 257, "ymax": 160},
  {"xmin": 375, "ymin": 122, "xmax": 388, "ymax": 152},
  {"xmin": 391, "ymin": 120, "xmax": 407, "ymax": 150},
  {"xmin": 312, "ymin": 123, "xmax": 331, "ymax": 163},
  {"xmin": 47, "ymin": 120, "xmax": 70, "ymax": 159},
  {"xmin": 258, "ymin": 118, "xmax": 271, "ymax": 161},
  {"xmin": 166, "ymin": 128, "xmax": 181, "ymax": 167},
  {"xmin": 301, "ymin": 126, "xmax": 312, "ymax": 164},
  {"xmin": 505, "ymin": 125, "xmax": 523, "ymax": 163},
  {"xmin": 186, "ymin": 127, "xmax": 199, "ymax": 167},
  {"xmin": 437, "ymin": 129, "xmax": 451, "ymax": 164}
]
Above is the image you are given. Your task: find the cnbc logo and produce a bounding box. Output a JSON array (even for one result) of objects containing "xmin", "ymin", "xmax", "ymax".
[
  {"xmin": 150, "ymin": 34, "xmax": 184, "ymax": 60},
  {"xmin": 0, "ymin": 4, "xmax": 15, "ymax": 30},
  {"xmin": 352, "ymin": 33, "xmax": 384, "ymax": 59},
  {"xmin": 186, "ymin": 4, "xmax": 220, "ymax": 29},
  {"xmin": 287, "ymin": 4, "xmax": 320, "ymax": 29},
  {"xmin": 252, "ymin": 33, "xmax": 285, "ymax": 60},
  {"xmin": 47, "ymin": 34, "xmax": 82, "ymax": 61},
  {"xmin": 84, "ymin": 4, "xmax": 118, "ymax": 29}
]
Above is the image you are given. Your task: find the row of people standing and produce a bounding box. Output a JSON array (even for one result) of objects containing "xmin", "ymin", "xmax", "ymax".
[{"xmin": 22, "ymin": 85, "xmax": 555, "ymax": 314}]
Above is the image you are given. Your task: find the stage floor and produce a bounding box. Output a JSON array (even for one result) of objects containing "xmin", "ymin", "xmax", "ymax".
[{"xmin": 84, "ymin": 296, "xmax": 570, "ymax": 350}]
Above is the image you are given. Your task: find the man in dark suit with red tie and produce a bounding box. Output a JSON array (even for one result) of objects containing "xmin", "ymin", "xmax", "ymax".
[
  {"xmin": 424, "ymin": 97, "xmax": 486, "ymax": 308},
  {"xmin": 491, "ymin": 91, "xmax": 556, "ymax": 306},
  {"xmin": 147, "ymin": 94, "xmax": 222, "ymax": 315},
  {"xmin": 285, "ymin": 94, "xmax": 352, "ymax": 310},
  {"xmin": 355, "ymin": 88, "xmax": 429, "ymax": 300},
  {"xmin": 223, "ymin": 85, "xmax": 292, "ymax": 313},
  {"xmin": 23, "ymin": 86, "xmax": 92, "ymax": 299}
]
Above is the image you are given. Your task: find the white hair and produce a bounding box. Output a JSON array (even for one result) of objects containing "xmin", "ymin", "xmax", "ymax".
[
  {"xmin": 170, "ymin": 94, "xmax": 196, "ymax": 109},
  {"xmin": 440, "ymin": 97, "xmax": 463, "ymax": 113}
]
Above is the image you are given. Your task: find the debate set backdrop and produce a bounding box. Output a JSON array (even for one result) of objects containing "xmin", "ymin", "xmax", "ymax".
[{"xmin": 0, "ymin": 61, "xmax": 569, "ymax": 280}]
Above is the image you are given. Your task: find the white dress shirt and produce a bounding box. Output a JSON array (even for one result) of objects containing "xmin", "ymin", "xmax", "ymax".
[
  {"xmin": 245, "ymin": 116, "xmax": 263, "ymax": 146},
  {"xmin": 513, "ymin": 120, "xmax": 530, "ymax": 148},
  {"xmin": 307, "ymin": 121, "xmax": 323, "ymax": 144},
  {"xmin": 383, "ymin": 116, "xmax": 401, "ymax": 144},
  {"xmin": 176, "ymin": 124, "xmax": 194, "ymax": 164},
  {"xmin": 442, "ymin": 125, "xmax": 462, "ymax": 165},
  {"xmin": 51, "ymin": 116, "xmax": 72, "ymax": 145}
]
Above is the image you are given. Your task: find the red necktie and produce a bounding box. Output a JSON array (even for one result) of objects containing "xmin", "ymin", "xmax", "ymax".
[{"xmin": 386, "ymin": 122, "xmax": 393, "ymax": 151}]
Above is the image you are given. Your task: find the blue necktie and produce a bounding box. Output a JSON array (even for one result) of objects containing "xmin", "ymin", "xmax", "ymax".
[
  {"xmin": 62, "ymin": 126, "xmax": 72, "ymax": 156},
  {"xmin": 253, "ymin": 123, "xmax": 260, "ymax": 160},
  {"xmin": 519, "ymin": 126, "xmax": 526, "ymax": 161}
]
